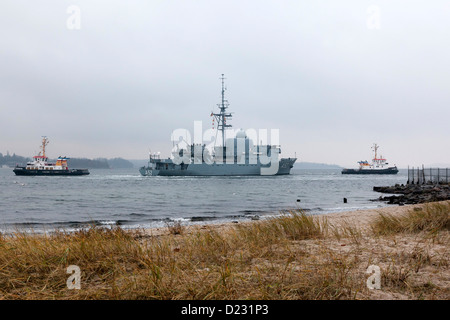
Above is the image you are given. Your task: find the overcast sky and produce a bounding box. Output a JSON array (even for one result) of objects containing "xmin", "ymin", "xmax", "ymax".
[{"xmin": 1, "ymin": 0, "xmax": 449, "ymax": 168}]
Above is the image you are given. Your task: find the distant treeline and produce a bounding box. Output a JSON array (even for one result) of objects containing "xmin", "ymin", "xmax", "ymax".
[
  {"xmin": 0, "ymin": 153, "xmax": 31, "ymax": 167},
  {"xmin": 67, "ymin": 157, "xmax": 134, "ymax": 169},
  {"xmin": 67, "ymin": 158, "xmax": 109, "ymax": 169},
  {"xmin": 0, "ymin": 152, "xmax": 134, "ymax": 169},
  {"xmin": 294, "ymin": 162, "xmax": 342, "ymax": 169},
  {"xmin": 107, "ymin": 158, "xmax": 135, "ymax": 169}
]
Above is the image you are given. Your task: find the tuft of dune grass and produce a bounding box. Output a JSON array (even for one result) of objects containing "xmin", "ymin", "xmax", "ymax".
[
  {"xmin": 371, "ymin": 201, "xmax": 450, "ymax": 236},
  {"xmin": 0, "ymin": 227, "xmax": 147, "ymax": 299},
  {"xmin": 235, "ymin": 209, "xmax": 327, "ymax": 244},
  {"xmin": 166, "ymin": 220, "xmax": 184, "ymax": 235},
  {"xmin": 273, "ymin": 209, "xmax": 328, "ymax": 240}
]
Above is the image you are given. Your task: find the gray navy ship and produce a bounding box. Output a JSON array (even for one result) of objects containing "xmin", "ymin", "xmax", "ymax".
[{"xmin": 139, "ymin": 75, "xmax": 297, "ymax": 176}]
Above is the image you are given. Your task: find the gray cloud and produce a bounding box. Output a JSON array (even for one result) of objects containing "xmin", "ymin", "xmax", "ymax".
[{"xmin": 1, "ymin": 0, "xmax": 449, "ymax": 167}]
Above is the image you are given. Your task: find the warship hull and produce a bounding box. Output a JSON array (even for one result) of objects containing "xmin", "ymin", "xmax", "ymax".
[{"xmin": 140, "ymin": 158, "xmax": 296, "ymax": 176}]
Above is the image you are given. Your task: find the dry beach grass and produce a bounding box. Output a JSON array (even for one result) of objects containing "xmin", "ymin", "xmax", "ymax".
[{"xmin": 0, "ymin": 201, "xmax": 448, "ymax": 300}]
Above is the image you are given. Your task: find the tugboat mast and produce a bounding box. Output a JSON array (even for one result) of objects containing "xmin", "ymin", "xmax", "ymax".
[
  {"xmin": 41, "ymin": 136, "xmax": 49, "ymax": 158},
  {"xmin": 372, "ymin": 143, "xmax": 379, "ymax": 160}
]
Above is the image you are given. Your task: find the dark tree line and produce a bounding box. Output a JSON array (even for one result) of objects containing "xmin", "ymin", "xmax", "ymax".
[
  {"xmin": 0, "ymin": 152, "xmax": 134, "ymax": 169},
  {"xmin": 0, "ymin": 152, "xmax": 31, "ymax": 167}
]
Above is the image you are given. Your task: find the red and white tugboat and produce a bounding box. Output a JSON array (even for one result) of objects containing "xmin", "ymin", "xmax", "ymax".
[
  {"xmin": 342, "ymin": 143, "xmax": 398, "ymax": 175},
  {"xmin": 13, "ymin": 137, "xmax": 89, "ymax": 176}
]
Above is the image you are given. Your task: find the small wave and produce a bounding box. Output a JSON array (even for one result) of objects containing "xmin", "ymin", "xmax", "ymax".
[
  {"xmin": 3, "ymin": 219, "xmax": 132, "ymax": 232},
  {"xmin": 239, "ymin": 209, "xmax": 266, "ymax": 215},
  {"xmin": 307, "ymin": 207, "xmax": 323, "ymax": 212},
  {"xmin": 128, "ymin": 213, "xmax": 147, "ymax": 217},
  {"xmin": 190, "ymin": 216, "xmax": 218, "ymax": 222}
]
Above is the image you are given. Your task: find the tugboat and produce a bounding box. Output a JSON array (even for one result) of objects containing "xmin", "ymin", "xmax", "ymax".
[
  {"xmin": 139, "ymin": 74, "xmax": 297, "ymax": 176},
  {"xmin": 13, "ymin": 137, "xmax": 90, "ymax": 176},
  {"xmin": 342, "ymin": 144, "xmax": 398, "ymax": 175}
]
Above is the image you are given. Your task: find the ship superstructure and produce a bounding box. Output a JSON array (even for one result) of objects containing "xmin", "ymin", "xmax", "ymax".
[{"xmin": 139, "ymin": 75, "xmax": 297, "ymax": 176}]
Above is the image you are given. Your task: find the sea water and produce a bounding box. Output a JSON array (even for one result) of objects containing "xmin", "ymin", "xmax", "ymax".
[{"xmin": 0, "ymin": 167, "xmax": 407, "ymax": 233}]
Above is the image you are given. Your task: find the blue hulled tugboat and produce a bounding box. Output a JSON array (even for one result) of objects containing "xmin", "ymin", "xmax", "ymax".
[{"xmin": 13, "ymin": 137, "xmax": 89, "ymax": 176}]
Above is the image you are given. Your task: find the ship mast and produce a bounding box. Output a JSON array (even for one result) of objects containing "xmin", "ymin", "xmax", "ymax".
[
  {"xmin": 372, "ymin": 143, "xmax": 378, "ymax": 160},
  {"xmin": 41, "ymin": 136, "xmax": 49, "ymax": 158},
  {"xmin": 212, "ymin": 74, "xmax": 232, "ymax": 147}
]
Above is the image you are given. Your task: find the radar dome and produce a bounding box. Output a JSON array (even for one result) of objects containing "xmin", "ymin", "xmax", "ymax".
[{"xmin": 236, "ymin": 129, "xmax": 246, "ymax": 139}]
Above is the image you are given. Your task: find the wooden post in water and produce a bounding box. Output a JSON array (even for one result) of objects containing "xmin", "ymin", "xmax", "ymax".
[
  {"xmin": 415, "ymin": 166, "xmax": 418, "ymax": 184},
  {"xmin": 419, "ymin": 167, "xmax": 422, "ymax": 184},
  {"xmin": 423, "ymin": 165, "xmax": 426, "ymax": 184},
  {"xmin": 413, "ymin": 169, "xmax": 419, "ymax": 184},
  {"xmin": 407, "ymin": 165, "xmax": 410, "ymax": 184}
]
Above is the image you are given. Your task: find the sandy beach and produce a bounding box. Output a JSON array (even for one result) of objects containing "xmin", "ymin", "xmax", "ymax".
[
  {"xmin": 0, "ymin": 200, "xmax": 448, "ymax": 300},
  {"xmin": 140, "ymin": 201, "xmax": 449, "ymax": 300}
]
